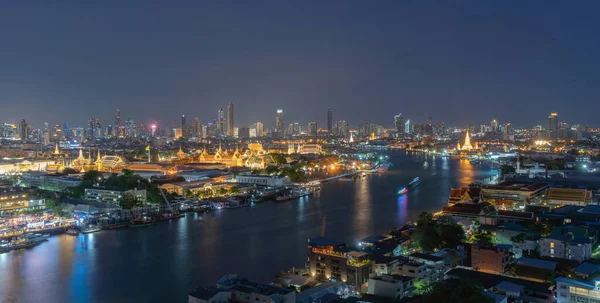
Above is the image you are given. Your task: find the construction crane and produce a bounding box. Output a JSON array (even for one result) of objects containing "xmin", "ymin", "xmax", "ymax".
[{"xmin": 159, "ymin": 188, "xmax": 175, "ymax": 213}]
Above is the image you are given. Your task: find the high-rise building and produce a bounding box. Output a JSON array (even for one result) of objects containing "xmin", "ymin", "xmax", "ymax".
[
  {"xmin": 327, "ymin": 108, "xmax": 333, "ymax": 134},
  {"xmin": 18, "ymin": 119, "xmax": 28, "ymax": 140},
  {"xmin": 490, "ymin": 119, "xmax": 498, "ymax": 132},
  {"xmin": 276, "ymin": 110, "xmax": 284, "ymax": 134},
  {"xmin": 394, "ymin": 114, "xmax": 405, "ymax": 134},
  {"xmin": 405, "ymin": 119, "xmax": 411, "ymax": 134},
  {"xmin": 308, "ymin": 122, "xmax": 318, "ymax": 136},
  {"xmin": 549, "ymin": 112, "xmax": 559, "ymax": 139},
  {"xmin": 181, "ymin": 115, "xmax": 186, "ymax": 128},
  {"xmin": 238, "ymin": 127, "xmax": 250, "ymax": 139},
  {"xmin": 227, "ymin": 102, "xmax": 234, "ymax": 137},
  {"xmin": 192, "ymin": 117, "xmax": 202, "ymax": 138},
  {"xmin": 217, "ymin": 107, "xmax": 225, "ymax": 135},
  {"xmin": 254, "ymin": 122, "xmax": 264, "ymax": 137},
  {"xmin": 337, "ymin": 120, "xmax": 349, "ymax": 137},
  {"xmin": 115, "ymin": 109, "xmax": 121, "ymax": 129}
]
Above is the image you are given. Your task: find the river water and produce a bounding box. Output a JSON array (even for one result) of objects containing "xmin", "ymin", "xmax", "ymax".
[{"xmin": 0, "ymin": 151, "xmax": 495, "ymax": 303}]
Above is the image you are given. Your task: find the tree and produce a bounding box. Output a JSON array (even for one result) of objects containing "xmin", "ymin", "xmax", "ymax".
[
  {"xmin": 82, "ymin": 170, "xmax": 104, "ymax": 182},
  {"xmin": 470, "ymin": 231, "xmax": 494, "ymax": 246},
  {"xmin": 500, "ymin": 165, "xmax": 515, "ymax": 176},
  {"xmin": 45, "ymin": 198, "xmax": 57, "ymax": 210},
  {"xmin": 439, "ymin": 223, "xmax": 466, "ymax": 249},
  {"xmin": 270, "ymin": 153, "xmax": 287, "ymax": 165}
]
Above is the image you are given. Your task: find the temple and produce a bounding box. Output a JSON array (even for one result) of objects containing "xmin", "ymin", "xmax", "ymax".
[{"xmin": 460, "ymin": 131, "xmax": 473, "ymax": 151}]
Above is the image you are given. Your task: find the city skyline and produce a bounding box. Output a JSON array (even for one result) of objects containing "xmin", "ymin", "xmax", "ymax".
[{"xmin": 1, "ymin": 2, "xmax": 600, "ymax": 128}]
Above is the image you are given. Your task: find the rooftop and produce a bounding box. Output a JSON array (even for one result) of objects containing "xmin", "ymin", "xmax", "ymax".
[
  {"xmin": 442, "ymin": 202, "xmax": 497, "ymax": 215},
  {"xmin": 370, "ymin": 274, "xmax": 414, "ymax": 283},
  {"xmin": 494, "ymin": 281, "xmax": 525, "ymax": 293},
  {"xmin": 188, "ymin": 286, "xmax": 227, "ymax": 300},
  {"xmin": 483, "ymin": 181, "xmax": 547, "ymax": 192},
  {"xmin": 409, "ymin": 252, "xmax": 444, "ymax": 263},
  {"xmin": 516, "ymin": 257, "xmax": 557, "ymax": 271},
  {"xmin": 575, "ymin": 262, "xmax": 600, "ymax": 277},
  {"xmin": 308, "ymin": 237, "xmax": 345, "ymax": 247},
  {"xmin": 446, "ymin": 268, "xmax": 553, "ymax": 294},
  {"xmin": 547, "ymin": 188, "xmax": 592, "ymax": 202}
]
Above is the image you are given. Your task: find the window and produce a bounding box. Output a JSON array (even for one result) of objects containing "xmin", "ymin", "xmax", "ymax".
[{"xmin": 550, "ymin": 242, "xmax": 555, "ymax": 248}]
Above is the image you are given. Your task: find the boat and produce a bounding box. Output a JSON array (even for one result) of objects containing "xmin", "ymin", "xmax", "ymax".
[
  {"xmin": 276, "ymin": 195, "xmax": 290, "ymax": 201},
  {"xmin": 65, "ymin": 228, "xmax": 79, "ymax": 235},
  {"xmin": 81, "ymin": 224, "xmax": 101, "ymax": 234},
  {"xmin": 0, "ymin": 233, "xmax": 49, "ymax": 253},
  {"xmin": 397, "ymin": 177, "xmax": 422, "ymax": 195},
  {"xmin": 129, "ymin": 216, "xmax": 155, "ymax": 228},
  {"xmin": 423, "ymin": 161, "xmax": 429, "ymax": 168},
  {"xmin": 338, "ymin": 177, "xmax": 353, "ymax": 182}
]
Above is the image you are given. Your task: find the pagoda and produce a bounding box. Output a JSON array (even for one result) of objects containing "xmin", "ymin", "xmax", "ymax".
[{"xmin": 461, "ymin": 131, "xmax": 473, "ymax": 151}]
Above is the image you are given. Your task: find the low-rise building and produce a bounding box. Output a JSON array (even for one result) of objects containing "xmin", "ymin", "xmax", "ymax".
[
  {"xmin": 84, "ymin": 187, "xmax": 147, "ymax": 205},
  {"xmin": 540, "ymin": 234, "xmax": 592, "ymax": 262},
  {"xmin": 367, "ymin": 274, "xmax": 414, "ymax": 300},
  {"xmin": 481, "ymin": 180, "xmax": 547, "ymax": 204},
  {"xmin": 307, "ymin": 237, "xmax": 372, "ymax": 287},
  {"xmin": 471, "ymin": 243, "xmax": 511, "ymax": 274},
  {"xmin": 189, "ymin": 275, "xmax": 295, "ymax": 303},
  {"xmin": 545, "ymin": 188, "xmax": 593, "ymax": 206},
  {"xmin": 0, "ymin": 187, "xmax": 45, "ymax": 213},
  {"xmin": 235, "ymin": 175, "xmax": 284, "ymax": 187},
  {"xmin": 21, "ymin": 171, "xmax": 82, "ymax": 191}
]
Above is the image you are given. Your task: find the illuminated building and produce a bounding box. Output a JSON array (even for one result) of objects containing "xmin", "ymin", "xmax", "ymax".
[
  {"xmin": 308, "ymin": 121, "xmax": 317, "ymax": 136},
  {"xmin": 298, "ymin": 143, "xmax": 322, "ymax": 154},
  {"xmin": 491, "ymin": 119, "xmax": 498, "ymax": 132},
  {"xmin": 85, "ymin": 187, "xmax": 147, "ymax": 205},
  {"xmin": 18, "ymin": 119, "xmax": 28, "ymax": 140},
  {"xmin": 307, "ymin": 237, "xmax": 372, "ymax": 286},
  {"xmin": 226, "ymin": 102, "xmax": 234, "ymax": 137},
  {"xmin": 405, "ymin": 119, "xmax": 411, "ymax": 134},
  {"xmin": 460, "ymin": 131, "xmax": 473, "ymax": 150},
  {"xmin": 173, "ymin": 128, "xmax": 182, "ymax": 139},
  {"xmin": 337, "ymin": 120, "xmax": 349, "ymax": 137},
  {"xmin": 0, "ymin": 188, "xmax": 46, "ymax": 212},
  {"xmin": 327, "ymin": 107, "xmax": 333, "ymax": 133},
  {"xmin": 549, "ymin": 112, "xmax": 559, "ymax": 138},
  {"xmin": 275, "ymin": 109, "xmax": 284, "ymax": 134},
  {"xmin": 217, "ymin": 107, "xmax": 225, "ymax": 135},
  {"xmin": 471, "ymin": 243, "xmax": 511, "ymax": 274},
  {"xmin": 394, "ymin": 113, "xmax": 405, "ymax": 134},
  {"xmin": 0, "ymin": 123, "xmax": 17, "ymax": 139}
]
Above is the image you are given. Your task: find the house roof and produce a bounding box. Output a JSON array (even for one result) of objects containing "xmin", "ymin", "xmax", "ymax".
[
  {"xmin": 446, "ymin": 268, "xmax": 552, "ymax": 294},
  {"xmin": 495, "ymin": 281, "xmax": 525, "ymax": 293},
  {"xmin": 516, "ymin": 257, "xmax": 557, "ymax": 271},
  {"xmin": 575, "ymin": 262, "xmax": 600, "ymax": 276}
]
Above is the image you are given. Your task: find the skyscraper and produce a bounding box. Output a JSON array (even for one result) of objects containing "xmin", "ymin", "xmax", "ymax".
[
  {"xmin": 255, "ymin": 122, "xmax": 264, "ymax": 137},
  {"xmin": 115, "ymin": 109, "xmax": 121, "ymax": 128},
  {"xmin": 192, "ymin": 117, "xmax": 202, "ymax": 138},
  {"xmin": 394, "ymin": 113, "xmax": 405, "ymax": 134},
  {"xmin": 19, "ymin": 119, "xmax": 28, "ymax": 140},
  {"xmin": 405, "ymin": 119, "xmax": 411, "ymax": 134},
  {"xmin": 549, "ymin": 112, "xmax": 559, "ymax": 138},
  {"xmin": 217, "ymin": 107, "xmax": 225, "ymax": 135},
  {"xmin": 227, "ymin": 102, "xmax": 234, "ymax": 137},
  {"xmin": 337, "ymin": 120, "xmax": 349, "ymax": 137},
  {"xmin": 308, "ymin": 122, "xmax": 318, "ymax": 136},
  {"xmin": 276, "ymin": 110, "xmax": 284, "ymax": 134},
  {"xmin": 327, "ymin": 108, "xmax": 333, "ymax": 134},
  {"xmin": 181, "ymin": 115, "xmax": 186, "ymax": 128},
  {"xmin": 490, "ymin": 119, "xmax": 498, "ymax": 132}
]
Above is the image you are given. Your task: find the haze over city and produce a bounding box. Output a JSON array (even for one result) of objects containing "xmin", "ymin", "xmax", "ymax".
[{"xmin": 1, "ymin": 1, "xmax": 600, "ymax": 128}]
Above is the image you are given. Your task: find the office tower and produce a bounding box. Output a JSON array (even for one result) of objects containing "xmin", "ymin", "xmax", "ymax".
[
  {"xmin": 217, "ymin": 107, "xmax": 225, "ymax": 134},
  {"xmin": 287, "ymin": 123, "xmax": 294, "ymax": 136},
  {"xmin": 253, "ymin": 122, "xmax": 264, "ymax": 137},
  {"xmin": 327, "ymin": 108, "xmax": 333, "ymax": 133},
  {"xmin": 227, "ymin": 102, "xmax": 234, "ymax": 137},
  {"xmin": 308, "ymin": 122, "xmax": 318, "ymax": 136},
  {"xmin": 238, "ymin": 127, "xmax": 250, "ymax": 139},
  {"xmin": 192, "ymin": 117, "xmax": 201, "ymax": 138},
  {"xmin": 18, "ymin": 119, "xmax": 28, "ymax": 140},
  {"xmin": 405, "ymin": 119, "xmax": 411, "ymax": 134},
  {"xmin": 490, "ymin": 119, "xmax": 498, "ymax": 132},
  {"xmin": 276, "ymin": 110, "xmax": 284, "ymax": 134},
  {"xmin": 181, "ymin": 115, "xmax": 186, "ymax": 128},
  {"xmin": 115, "ymin": 109, "xmax": 121, "ymax": 128},
  {"xmin": 394, "ymin": 113, "xmax": 405, "ymax": 134},
  {"xmin": 548, "ymin": 112, "xmax": 559, "ymax": 138},
  {"xmin": 337, "ymin": 120, "xmax": 349, "ymax": 137}
]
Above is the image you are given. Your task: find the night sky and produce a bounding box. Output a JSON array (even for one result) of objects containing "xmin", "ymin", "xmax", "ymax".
[{"xmin": 1, "ymin": 1, "xmax": 599, "ymax": 129}]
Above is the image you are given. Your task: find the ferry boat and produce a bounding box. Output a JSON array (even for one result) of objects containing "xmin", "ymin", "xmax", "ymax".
[
  {"xmin": 275, "ymin": 195, "xmax": 290, "ymax": 202},
  {"xmin": 81, "ymin": 224, "xmax": 101, "ymax": 234},
  {"xmin": 65, "ymin": 228, "xmax": 79, "ymax": 235},
  {"xmin": 338, "ymin": 177, "xmax": 353, "ymax": 182},
  {"xmin": 129, "ymin": 216, "xmax": 155, "ymax": 228},
  {"xmin": 0, "ymin": 233, "xmax": 49, "ymax": 253},
  {"xmin": 397, "ymin": 177, "xmax": 422, "ymax": 195}
]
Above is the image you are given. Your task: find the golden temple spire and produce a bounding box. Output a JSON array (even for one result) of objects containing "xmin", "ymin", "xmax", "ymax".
[
  {"xmin": 54, "ymin": 143, "xmax": 59, "ymax": 155},
  {"xmin": 96, "ymin": 149, "xmax": 102, "ymax": 163},
  {"xmin": 462, "ymin": 131, "xmax": 473, "ymax": 151},
  {"xmin": 78, "ymin": 147, "xmax": 84, "ymax": 160}
]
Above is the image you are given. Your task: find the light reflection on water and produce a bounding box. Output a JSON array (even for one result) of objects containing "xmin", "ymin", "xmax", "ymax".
[{"xmin": 0, "ymin": 151, "xmax": 496, "ymax": 303}]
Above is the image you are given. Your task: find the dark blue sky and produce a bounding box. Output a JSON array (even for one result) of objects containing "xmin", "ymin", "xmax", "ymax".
[{"xmin": 1, "ymin": 1, "xmax": 599, "ymax": 129}]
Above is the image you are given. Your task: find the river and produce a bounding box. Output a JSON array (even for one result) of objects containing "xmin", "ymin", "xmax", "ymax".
[{"xmin": 0, "ymin": 151, "xmax": 496, "ymax": 303}]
